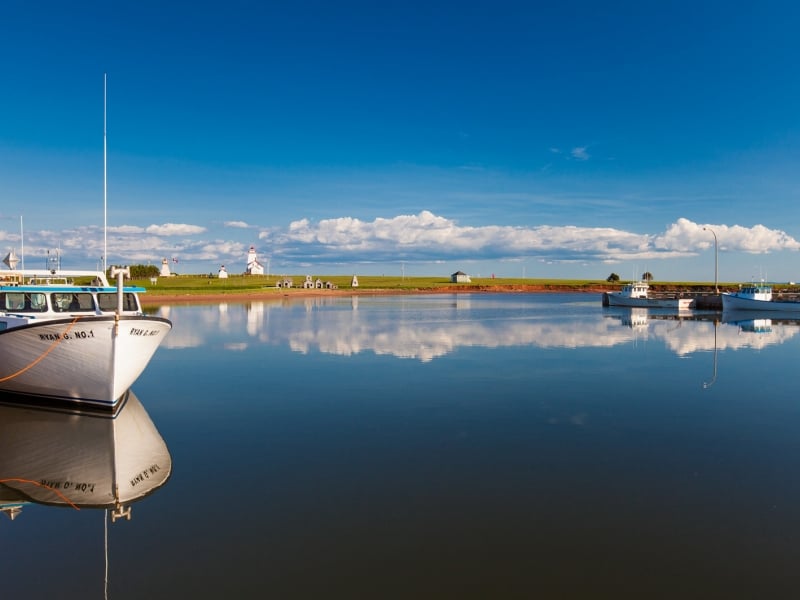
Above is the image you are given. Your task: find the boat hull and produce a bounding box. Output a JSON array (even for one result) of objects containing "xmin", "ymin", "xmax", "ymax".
[
  {"xmin": 606, "ymin": 295, "xmax": 694, "ymax": 310},
  {"xmin": 0, "ymin": 315, "xmax": 171, "ymax": 409},
  {"xmin": 721, "ymin": 293, "xmax": 800, "ymax": 313}
]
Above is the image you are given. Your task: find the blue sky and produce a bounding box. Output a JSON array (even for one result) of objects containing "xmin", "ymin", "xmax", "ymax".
[{"xmin": 2, "ymin": 0, "xmax": 800, "ymax": 282}]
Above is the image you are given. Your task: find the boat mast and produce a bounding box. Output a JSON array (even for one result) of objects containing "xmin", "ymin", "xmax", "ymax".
[{"xmin": 103, "ymin": 73, "xmax": 108, "ymax": 275}]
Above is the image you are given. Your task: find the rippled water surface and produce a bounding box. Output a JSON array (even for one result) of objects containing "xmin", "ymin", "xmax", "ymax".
[{"xmin": 4, "ymin": 293, "xmax": 800, "ymax": 598}]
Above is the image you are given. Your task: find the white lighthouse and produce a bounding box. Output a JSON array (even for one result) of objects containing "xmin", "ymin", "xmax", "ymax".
[
  {"xmin": 160, "ymin": 258, "xmax": 171, "ymax": 277},
  {"xmin": 246, "ymin": 246, "xmax": 264, "ymax": 275}
]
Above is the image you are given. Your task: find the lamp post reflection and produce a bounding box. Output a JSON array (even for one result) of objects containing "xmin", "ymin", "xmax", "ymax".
[{"xmin": 703, "ymin": 320, "xmax": 718, "ymax": 389}]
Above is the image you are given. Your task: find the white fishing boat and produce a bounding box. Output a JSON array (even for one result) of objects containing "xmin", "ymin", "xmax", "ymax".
[
  {"xmin": 0, "ymin": 389, "xmax": 171, "ymax": 520},
  {"xmin": 604, "ymin": 280, "xmax": 694, "ymax": 310},
  {"xmin": 0, "ymin": 77, "xmax": 172, "ymax": 409},
  {"xmin": 0, "ymin": 266, "xmax": 171, "ymax": 409},
  {"xmin": 721, "ymin": 282, "xmax": 800, "ymax": 313}
]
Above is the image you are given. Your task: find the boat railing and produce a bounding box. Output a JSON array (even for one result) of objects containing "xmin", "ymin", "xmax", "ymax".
[{"xmin": 0, "ymin": 269, "xmax": 110, "ymax": 287}]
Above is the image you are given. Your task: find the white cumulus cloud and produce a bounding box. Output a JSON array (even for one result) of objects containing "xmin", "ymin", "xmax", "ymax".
[
  {"xmin": 108, "ymin": 225, "xmax": 145, "ymax": 234},
  {"xmin": 145, "ymin": 223, "xmax": 207, "ymax": 236},
  {"xmin": 271, "ymin": 213, "xmax": 800, "ymax": 265},
  {"xmin": 654, "ymin": 217, "xmax": 800, "ymax": 254},
  {"xmin": 9, "ymin": 213, "xmax": 800, "ymax": 272}
]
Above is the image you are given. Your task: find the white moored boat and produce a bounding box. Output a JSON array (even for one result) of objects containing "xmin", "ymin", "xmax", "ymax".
[
  {"xmin": 605, "ymin": 280, "xmax": 694, "ymax": 310},
  {"xmin": 721, "ymin": 282, "xmax": 800, "ymax": 313},
  {"xmin": 0, "ymin": 266, "xmax": 171, "ymax": 409}
]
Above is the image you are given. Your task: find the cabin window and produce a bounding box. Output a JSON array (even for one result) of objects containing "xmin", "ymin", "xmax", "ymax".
[
  {"xmin": 97, "ymin": 292, "xmax": 139, "ymax": 312},
  {"xmin": 1, "ymin": 292, "xmax": 48, "ymax": 313},
  {"xmin": 4, "ymin": 292, "xmax": 24, "ymax": 311},
  {"xmin": 51, "ymin": 293, "xmax": 95, "ymax": 312},
  {"xmin": 29, "ymin": 293, "xmax": 46, "ymax": 311}
]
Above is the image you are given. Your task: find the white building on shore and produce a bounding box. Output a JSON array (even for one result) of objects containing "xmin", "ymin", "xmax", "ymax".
[{"xmin": 246, "ymin": 246, "xmax": 265, "ymax": 275}]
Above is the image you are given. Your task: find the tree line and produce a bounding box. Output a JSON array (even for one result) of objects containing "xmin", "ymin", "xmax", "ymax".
[{"xmin": 607, "ymin": 272, "xmax": 653, "ymax": 282}]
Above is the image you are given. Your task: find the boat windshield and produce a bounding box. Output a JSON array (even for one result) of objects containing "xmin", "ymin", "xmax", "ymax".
[
  {"xmin": 51, "ymin": 292, "xmax": 96, "ymax": 313},
  {"xmin": 1, "ymin": 292, "xmax": 47, "ymax": 313},
  {"xmin": 97, "ymin": 292, "xmax": 139, "ymax": 312}
]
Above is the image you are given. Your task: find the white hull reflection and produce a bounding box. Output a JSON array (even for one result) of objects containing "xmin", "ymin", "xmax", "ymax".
[{"xmin": 0, "ymin": 389, "xmax": 171, "ymax": 520}]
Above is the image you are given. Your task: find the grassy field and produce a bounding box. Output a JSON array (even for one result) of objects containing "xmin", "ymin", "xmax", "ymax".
[
  {"xmin": 128, "ymin": 274, "xmax": 736, "ymax": 296},
  {"xmin": 133, "ymin": 274, "xmax": 597, "ymax": 295}
]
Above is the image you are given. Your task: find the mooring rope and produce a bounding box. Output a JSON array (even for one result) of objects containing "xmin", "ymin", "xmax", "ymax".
[
  {"xmin": 0, "ymin": 315, "xmax": 82, "ymax": 383},
  {"xmin": 105, "ymin": 509, "xmax": 109, "ymax": 599}
]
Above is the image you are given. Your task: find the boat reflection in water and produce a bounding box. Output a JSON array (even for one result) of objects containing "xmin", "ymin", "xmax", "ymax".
[
  {"xmin": 731, "ymin": 318, "xmax": 772, "ymax": 333},
  {"xmin": 619, "ymin": 307, "xmax": 649, "ymax": 329},
  {"xmin": 720, "ymin": 309, "xmax": 800, "ymax": 335},
  {"xmin": 0, "ymin": 389, "xmax": 171, "ymax": 522}
]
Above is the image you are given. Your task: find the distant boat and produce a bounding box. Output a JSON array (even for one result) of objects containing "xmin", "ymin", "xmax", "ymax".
[
  {"xmin": 0, "ymin": 267, "xmax": 171, "ymax": 409},
  {"xmin": 721, "ymin": 282, "xmax": 800, "ymax": 313},
  {"xmin": 604, "ymin": 280, "xmax": 694, "ymax": 310}
]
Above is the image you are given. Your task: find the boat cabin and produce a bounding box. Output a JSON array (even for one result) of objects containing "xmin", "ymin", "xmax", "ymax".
[
  {"xmin": 734, "ymin": 283, "xmax": 773, "ymax": 302},
  {"xmin": 0, "ymin": 288, "xmax": 142, "ymax": 316},
  {"xmin": 0, "ymin": 269, "xmax": 144, "ymax": 319},
  {"xmin": 620, "ymin": 281, "xmax": 649, "ymax": 299}
]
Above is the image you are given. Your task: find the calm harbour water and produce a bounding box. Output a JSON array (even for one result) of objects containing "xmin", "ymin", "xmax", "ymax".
[{"xmin": 4, "ymin": 293, "xmax": 800, "ymax": 598}]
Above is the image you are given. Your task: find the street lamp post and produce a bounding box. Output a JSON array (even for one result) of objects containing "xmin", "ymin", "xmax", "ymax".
[{"xmin": 703, "ymin": 226, "xmax": 719, "ymax": 294}]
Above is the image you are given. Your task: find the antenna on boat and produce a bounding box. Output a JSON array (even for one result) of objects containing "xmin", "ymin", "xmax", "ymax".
[
  {"xmin": 19, "ymin": 215, "xmax": 24, "ymax": 271},
  {"xmin": 103, "ymin": 73, "xmax": 108, "ymax": 275}
]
